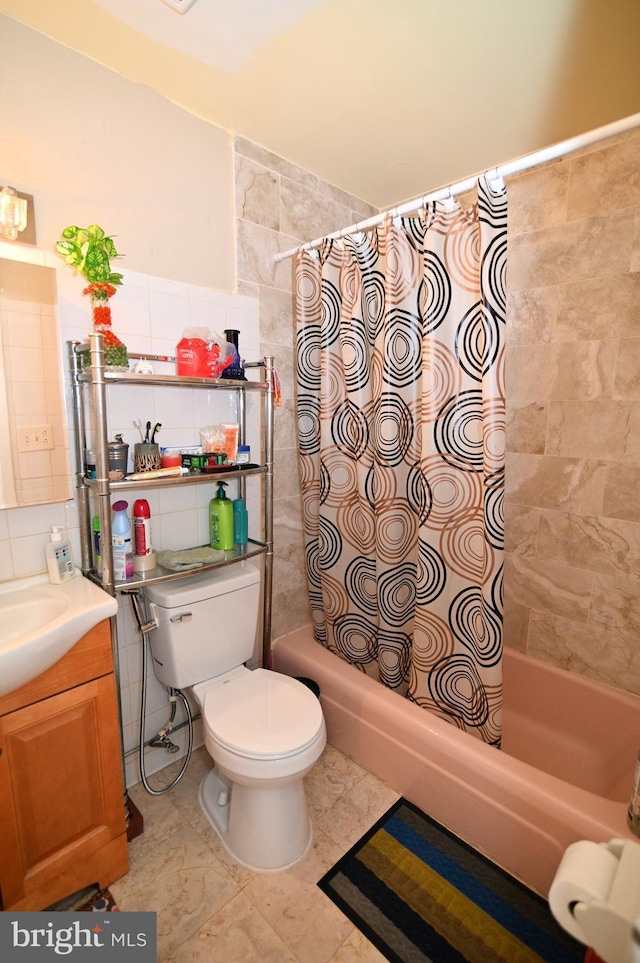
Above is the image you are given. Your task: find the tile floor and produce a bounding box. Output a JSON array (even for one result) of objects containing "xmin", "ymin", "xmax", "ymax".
[{"xmin": 111, "ymin": 744, "xmax": 400, "ymax": 962}]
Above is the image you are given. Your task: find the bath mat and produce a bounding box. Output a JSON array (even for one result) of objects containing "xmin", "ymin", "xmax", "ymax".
[{"xmin": 319, "ymin": 799, "xmax": 584, "ymax": 962}]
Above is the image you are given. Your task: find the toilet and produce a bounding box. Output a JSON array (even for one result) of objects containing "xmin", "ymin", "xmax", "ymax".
[{"xmin": 144, "ymin": 563, "xmax": 326, "ymax": 870}]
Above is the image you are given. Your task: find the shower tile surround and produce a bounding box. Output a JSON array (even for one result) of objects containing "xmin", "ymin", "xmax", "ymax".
[{"xmin": 504, "ymin": 126, "xmax": 640, "ymax": 694}]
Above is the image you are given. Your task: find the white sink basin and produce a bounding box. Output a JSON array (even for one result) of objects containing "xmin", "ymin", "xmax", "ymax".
[{"xmin": 0, "ymin": 573, "xmax": 118, "ymax": 697}]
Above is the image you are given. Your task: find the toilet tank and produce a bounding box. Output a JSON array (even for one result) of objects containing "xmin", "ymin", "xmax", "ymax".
[{"xmin": 144, "ymin": 563, "xmax": 261, "ymax": 688}]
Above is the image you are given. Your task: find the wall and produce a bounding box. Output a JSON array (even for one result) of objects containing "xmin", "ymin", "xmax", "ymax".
[
  {"xmin": 0, "ymin": 16, "xmax": 234, "ymax": 290},
  {"xmin": 505, "ymin": 126, "xmax": 640, "ymax": 696}
]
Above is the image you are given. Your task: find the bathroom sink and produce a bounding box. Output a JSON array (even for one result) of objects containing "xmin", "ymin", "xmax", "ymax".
[{"xmin": 0, "ymin": 573, "xmax": 118, "ymax": 697}]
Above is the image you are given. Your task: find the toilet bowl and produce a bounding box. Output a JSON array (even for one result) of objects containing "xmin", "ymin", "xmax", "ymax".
[
  {"xmin": 144, "ymin": 564, "xmax": 327, "ymax": 871},
  {"xmin": 193, "ymin": 666, "xmax": 326, "ymax": 869}
]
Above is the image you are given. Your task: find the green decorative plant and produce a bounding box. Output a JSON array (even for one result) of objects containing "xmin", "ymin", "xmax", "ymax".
[
  {"xmin": 56, "ymin": 223, "xmax": 128, "ymax": 369},
  {"xmin": 55, "ymin": 224, "xmax": 124, "ymax": 286}
]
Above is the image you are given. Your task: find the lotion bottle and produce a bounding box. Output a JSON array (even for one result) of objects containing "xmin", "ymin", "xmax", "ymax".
[
  {"xmin": 209, "ymin": 481, "xmax": 234, "ymax": 550},
  {"xmin": 233, "ymin": 496, "xmax": 249, "ymax": 547},
  {"xmin": 45, "ymin": 526, "xmax": 76, "ymax": 584}
]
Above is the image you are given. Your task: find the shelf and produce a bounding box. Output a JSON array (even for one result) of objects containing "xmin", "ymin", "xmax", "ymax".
[
  {"xmin": 76, "ymin": 370, "xmax": 268, "ymax": 391},
  {"xmin": 85, "ymin": 465, "xmax": 267, "ymax": 492},
  {"xmin": 69, "ymin": 335, "xmax": 274, "ymax": 667},
  {"xmin": 90, "ymin": 541, "xmax": 267, "ymax": 592}
]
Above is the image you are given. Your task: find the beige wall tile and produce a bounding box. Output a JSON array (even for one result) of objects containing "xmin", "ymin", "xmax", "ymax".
[
  {"xmin": 503, "ymin": 596, "xmax": 529, "ymax": 652},
  {"xmin": 603, "ymin": 464, "xmax": 640, "ymax": 522},
  {"xmin": 259, "ymin": 285, "xmax": 295, "ymax": 347},
  {"xmin": 591, "ymin": 572, "xmax": 640, "ymax": 646},
  {"xmin": 537, "ymin": 510, "xmax": 640, "ymax": 578},
  {"xmin": 505, "ymin": 451, "xmax": 606, "ymax": 514},
  {"xmin": 508, "ymin": 209, "xmax": 636, "ymax": 291},
  {"xmin": 527, "ymin": 611, "xmax": 640, "ymax": 696},
  {"xmin": 614, "ymin": 337, "xmax": 640, "ymax": 399},
  {"xmin": 504, "ymin": 502, "xmax": 539, "ymax": 555},
  {"xmin": 505, "ymin": 400, "xmax": 548, "ymax": 454},
  {"xmin": 551, "ymin": 340, "xmax": 617, "ymax": 400},
  {"xmin": 546, "ymin": 400, "xmax": 634, "ymax": 460},
  {"xmin": 505, "ymin": 552, "xmax": 593, "ymax": 624},
  {"xmin": 566, "ymin": 130, "xmax": 640, "ymax": 221},
  {"xmin": 556, "ymin": 273, "xmax": 640, "ymax": 341},
  {"xmin": 235, "ymin": 154, "xmax": 280, "ymax": 231},
  {"xmin": 506, "ymin": 286, "xmax": 558, "ymax": 345},
  {"xmin": 280, "ymin": 176, "xmax": 357, "ymax": 243},
  {"xmin": 508, "ymin": 162, "xmax": 569, "ymax": 235},
  {"xmin": 506, "ymin": 342, "xmax": 558, "ymax": 404}
]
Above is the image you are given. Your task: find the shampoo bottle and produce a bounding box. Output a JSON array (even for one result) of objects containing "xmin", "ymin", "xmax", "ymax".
[
  {"xmin": 92, "ymin": 514, "xmax": 102, "ymax": 577},
  {"xmin": 209, "ymin": 481, "xmax": 234, "ymax": 551},
  {"xmin": 45, "ymin": 526, "xmax": 76, "ymax": 584},
  {"xmin": 233, "ymin": 496, "xmax": 249, "ymax": 547}
]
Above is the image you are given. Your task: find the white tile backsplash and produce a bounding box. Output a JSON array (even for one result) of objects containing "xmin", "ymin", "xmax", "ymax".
[{"xmin": 1, "ymin": 261, "xmax": 260, "ymax": 765}]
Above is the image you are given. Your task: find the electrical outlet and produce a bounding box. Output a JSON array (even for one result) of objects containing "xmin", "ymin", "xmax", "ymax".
[{"xmin": 18, "ymin": 424, "xmax": 54, "ymax": 452}]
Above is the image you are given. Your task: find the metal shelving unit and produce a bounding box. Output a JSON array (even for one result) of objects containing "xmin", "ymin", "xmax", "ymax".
[{"xmin": 67, "ymin": 333, "xmax": 275, "ymax": 668}]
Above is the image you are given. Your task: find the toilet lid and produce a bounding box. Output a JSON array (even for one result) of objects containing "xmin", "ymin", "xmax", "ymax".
[{"xmin": 203, "ymin": 669, "xmax": 324, "ymax": 758}]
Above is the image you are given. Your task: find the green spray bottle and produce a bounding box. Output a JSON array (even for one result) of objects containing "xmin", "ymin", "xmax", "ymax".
[{"xmin": 209, "ymin": 481, "xmax": 234, "ymax": 550}]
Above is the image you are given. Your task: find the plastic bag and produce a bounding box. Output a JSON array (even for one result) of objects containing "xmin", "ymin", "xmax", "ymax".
[{"xmin": 176, "ymin": 327, "xmax": 234, "ymax": 378}]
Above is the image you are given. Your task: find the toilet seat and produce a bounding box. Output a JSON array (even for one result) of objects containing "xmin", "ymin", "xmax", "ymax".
[{"xmin": 199, "ymin": 669, "xmax": 324, "ymax": 760}]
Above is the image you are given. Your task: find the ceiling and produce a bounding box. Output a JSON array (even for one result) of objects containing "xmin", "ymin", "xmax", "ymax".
[{"xmin": 3, "ymin": 0, "xmax": 640, "ymax": 208}]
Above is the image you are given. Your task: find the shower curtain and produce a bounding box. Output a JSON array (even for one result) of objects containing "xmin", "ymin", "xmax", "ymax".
[{"xmin": 295, "ymin": 176, "xmax": 507, "ymax": 745}]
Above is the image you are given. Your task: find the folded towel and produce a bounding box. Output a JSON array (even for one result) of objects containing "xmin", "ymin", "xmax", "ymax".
[{"xmin": 157, "ymin": 547, "xmax": 225, "ymax": 572}]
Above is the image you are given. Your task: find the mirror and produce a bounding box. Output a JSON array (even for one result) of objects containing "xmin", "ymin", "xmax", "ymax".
[{"xmin": 0, "ymin": 256, "xmax": 72, "ymax": 508}]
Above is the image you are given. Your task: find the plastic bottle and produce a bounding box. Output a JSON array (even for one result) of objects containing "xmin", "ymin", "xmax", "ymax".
[
  {"xmin": 112, "ymin": 500, "xmax": 134, "ymax": 580},
  {"xmin": 45, "ymin": 526, "xmax": 76, "ymax": 584},
  {"xmin": 92, "ymin": 514, "xmax": 102, "ymax": 577},
  {"xmin": 209, "ymin": 481, "xmax": 234, "ymax": 550},
  {"xmin": 133, "ymin": 498, "xmax": 157, "ymax": 573},
  {"xmin": 233, "ymin": 496, "xmax": 249, "ymax": 547}
]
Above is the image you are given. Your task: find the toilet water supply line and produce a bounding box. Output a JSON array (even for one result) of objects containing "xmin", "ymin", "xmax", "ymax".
[{"xmin": 126, "ymin": 589, "xmax": 195, "ymax": 796}]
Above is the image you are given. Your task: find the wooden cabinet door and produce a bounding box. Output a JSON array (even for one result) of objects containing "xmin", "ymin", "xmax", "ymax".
[{"xmin": 0, "ymin": 675, "xmax": 127, "ymax": 909}]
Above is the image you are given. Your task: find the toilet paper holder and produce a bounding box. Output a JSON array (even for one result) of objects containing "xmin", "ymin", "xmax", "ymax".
[{"xmin": 550, "ymin": 837, "xmax": 640, "ymax": 963}]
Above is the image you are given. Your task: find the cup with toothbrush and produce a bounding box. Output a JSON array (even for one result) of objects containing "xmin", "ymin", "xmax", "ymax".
[{"xmin": 134, "ymin": 420, "xmax": 162, "ymax": 472}]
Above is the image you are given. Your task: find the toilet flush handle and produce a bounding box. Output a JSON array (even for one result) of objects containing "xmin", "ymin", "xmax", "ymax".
[{"xmin": 170, "ymin": 611, "xmax": 192, "ymax": 623}]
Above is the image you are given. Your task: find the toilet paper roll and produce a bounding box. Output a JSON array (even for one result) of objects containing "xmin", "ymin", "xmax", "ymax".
[{"xmin": 548, "ymin": 840, "xmax": 620, "ymax": 943}]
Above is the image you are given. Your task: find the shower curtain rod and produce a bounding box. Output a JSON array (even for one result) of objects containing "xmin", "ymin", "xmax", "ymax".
[{"xmin": 275, "ymin": 111, "xmax": 640, "ymax": 262}]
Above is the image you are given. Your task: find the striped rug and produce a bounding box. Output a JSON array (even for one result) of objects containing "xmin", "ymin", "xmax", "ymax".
[{"xmin": 319, "ymin": 799, "xmax": 585, "ymax": 962}]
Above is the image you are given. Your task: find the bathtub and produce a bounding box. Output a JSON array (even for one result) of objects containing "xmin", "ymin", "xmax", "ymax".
[{"xmin": 273, "ymin": 625, "xmax": 640, "ymax": 896}]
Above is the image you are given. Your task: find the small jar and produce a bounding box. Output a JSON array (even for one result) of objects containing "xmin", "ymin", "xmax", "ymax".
[
  {"xmin": 84, "ymin": 449, "xmax": 97, "ymax": 479},
  {"xmin": 236, "ymin": 445, "xmax": 250, "ymax": 464},
  {"xmin": 160, "ymin": 448, "xmax": 182, "ymax": 468}
]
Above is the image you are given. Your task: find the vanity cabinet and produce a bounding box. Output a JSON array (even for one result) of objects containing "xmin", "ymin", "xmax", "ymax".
[{"xmin": 0, "ymin": 619, "xmax": 128, "ymax": 911}]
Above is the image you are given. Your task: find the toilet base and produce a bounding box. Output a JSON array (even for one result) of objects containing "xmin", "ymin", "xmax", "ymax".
[{"xmin": 199, "ymin": 766, "xmax": 313, "ymax": 871}]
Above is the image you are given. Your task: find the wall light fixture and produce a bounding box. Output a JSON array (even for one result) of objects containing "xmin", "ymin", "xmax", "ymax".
[{"xmin": 0, "ymin": 186, "xmax": 28, "ymax": 241}]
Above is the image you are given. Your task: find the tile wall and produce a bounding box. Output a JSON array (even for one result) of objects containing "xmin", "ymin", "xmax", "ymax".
[
  {"xmin": 504, "ymin": 126, "xmax": 640, "ymax": 695},
  {"xmin": 232, "ymin": 136, "xmax": 377, "ymax": 642}
]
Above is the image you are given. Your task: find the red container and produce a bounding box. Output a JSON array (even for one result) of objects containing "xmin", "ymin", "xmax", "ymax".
[{"xmin": 133, "ymin": 499, "xmax": 151, "ymax": 556}]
